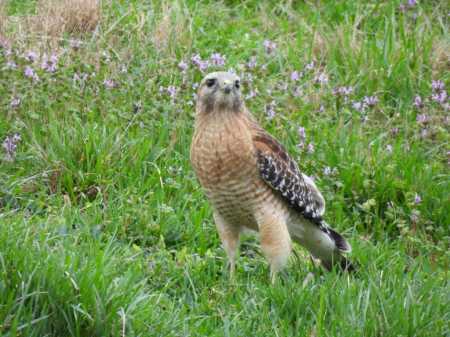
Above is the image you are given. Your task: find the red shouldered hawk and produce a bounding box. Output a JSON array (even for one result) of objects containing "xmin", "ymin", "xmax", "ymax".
[{"xmin": 190, "ymin": 71, "xmax": 354, "ymax": 283}]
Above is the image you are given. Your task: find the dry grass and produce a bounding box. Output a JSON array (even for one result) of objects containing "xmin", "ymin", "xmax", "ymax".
[
  {"xmin": 1, "ymin": 0, "xmax": 100, "ymax": 47},
  {"xmin": 0, "ymin": 3, "xmax": 8, "ymax": 43},
  {"xmin": 152, "ymin": 1, "xmax": 191, "ymax": 55},
  {"xmin": 35, "ymin": 0, "xmax": 100, "ymax": 36},
  {"xmin": 431, "ymin": 38, "xmax": 450, "ymax": 74},
  {"xmin": 259, "ymin": 2, "xmax": 278, "ymax": 32}
]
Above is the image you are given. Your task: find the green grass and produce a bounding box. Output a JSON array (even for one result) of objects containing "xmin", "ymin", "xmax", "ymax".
[{"xmin": 0, "ymin": 0, "xmax": 449, "ymax": 336}]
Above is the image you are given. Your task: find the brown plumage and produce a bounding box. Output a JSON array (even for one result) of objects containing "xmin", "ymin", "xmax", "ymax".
[{"xmin": 191, "ymin": 72, "xmax": 353, "ymax": 282}]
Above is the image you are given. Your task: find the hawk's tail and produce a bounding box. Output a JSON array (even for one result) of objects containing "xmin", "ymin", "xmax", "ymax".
[
  {"xmin": 319, "ymin": 221, "xmax": 355, "ymax": 272},
  {"xmin": 289, "ymin": 219, "xmax": 355, "ymax": 272},
  {"xmin": 324, "ymin": 225, "xmax": 352, "ymax": 253}
]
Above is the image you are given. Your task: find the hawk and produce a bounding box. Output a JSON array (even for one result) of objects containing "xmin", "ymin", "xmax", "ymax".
[{"xmin": 190, "ymin": 71, "xmax": 354, "ymax": 282}]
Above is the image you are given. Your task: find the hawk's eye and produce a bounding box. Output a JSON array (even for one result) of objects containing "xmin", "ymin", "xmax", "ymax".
[
  {"xmin": 206, "ymin": 78, "xmax": 216, "ymax": 87},
  {"xmin": 235, "ymin": 80, "xmax": 240, "ymax": 89}
]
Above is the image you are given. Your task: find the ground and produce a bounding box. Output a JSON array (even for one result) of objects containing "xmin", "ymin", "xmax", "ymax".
[{"xmin": 0, "ymin": 1, "xmax": 449, "ymax": 336}]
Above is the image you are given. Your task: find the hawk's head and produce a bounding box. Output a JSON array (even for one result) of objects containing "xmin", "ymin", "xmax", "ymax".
[{"xmin": 196, "ymin": 72, "xmax": 243, "ymax": 115}]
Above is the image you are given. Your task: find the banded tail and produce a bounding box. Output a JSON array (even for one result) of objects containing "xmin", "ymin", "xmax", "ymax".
[
  {"xmin": 319, "ymin": 221, "xmax": 355, "ymax": 272},
  {"xmin": 322, "ymin": 224, "xmax": 352, "ymax": 253},
  {"xmin": 290, "ymin": 218, "xmax": 356, "ymax": 273}
]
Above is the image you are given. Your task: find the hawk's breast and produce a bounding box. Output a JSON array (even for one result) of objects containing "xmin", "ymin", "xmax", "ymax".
[{"xmin": 191, "ymin": 114, "xmax": 274, "ymax": 229}]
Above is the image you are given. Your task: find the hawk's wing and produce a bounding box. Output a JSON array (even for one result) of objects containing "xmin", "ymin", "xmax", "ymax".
[
  {"xmin": 249, "ymin": 118, "xmax": 352, "ymax": 257},
  {"xmin": 251, "ymin": 127, "xmax": 325, "ymax": 224}
]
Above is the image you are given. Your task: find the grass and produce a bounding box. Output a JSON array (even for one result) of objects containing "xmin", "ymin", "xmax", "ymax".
[{"xmin": 0, "ymin": 0, "xmax": 449, "ymax": 336}]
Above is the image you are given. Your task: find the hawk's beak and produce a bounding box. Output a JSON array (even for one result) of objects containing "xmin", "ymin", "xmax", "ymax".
[{"xmin": 223, "ymin": 80, "xmax": 232, "ymax": 94}]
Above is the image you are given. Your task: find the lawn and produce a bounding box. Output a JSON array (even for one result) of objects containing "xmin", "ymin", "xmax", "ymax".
[{"xmin": 0, "ymin": 0, "xmax": 449, "ymax": 336}]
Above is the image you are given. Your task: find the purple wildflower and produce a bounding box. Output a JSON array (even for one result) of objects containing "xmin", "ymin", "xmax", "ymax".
[
  {"xmin": 431, "ymin": 91, "xmax": 447, "ymax": 104},
  {"xmin": 247, "ymin": 56, "xmax": 257, "ymax": 69},
  {"xmin": 24, "ymin": 66, "xmax": 39, "ymax": 81},
  {"xmin": 314, "ymin": 72, "xmax": 329, "ymax": 85},
  {"xmin": 265, "ymin": 101, "xmax": 276, "ymax": 119},
  {"xmin": 210, "ymin": 53, "xmax": 226, "ymax": 67},
  {"xmin": 191, "ymin": 54, "xmax": 209, "ymax": 72},
  {"xmin": 298, "ymin": 126, "xmax": 306, "ymax": 141},
  {"xmin": 191, "ymin": 53, "xmax": 202, "ymax": 65},
  {"xmin": 290, "ymin": 71, "xmax": 300, "ymax": 81},
  {"xmin": 178, "ymin": 60, "xmax": 188, "ymax": 72},
  {"xmin": 296, "ymin": 126, "xmax": 306, "ymax": 149},
  {"xmin": 399, "ymin": 0, "xmax": 418, "ymax": 11},
  {"xmin": 24, "ymin": 66, "xmax": 34, "ymax": 77},
  {"xmin": 10, "ymin": 97, "xmax": 21, "ymax": 108},
  {"xmin": 416, "ymin": 113, "xmax": 429, "ymax": 124},
  {"xmin": 198, "ymin": 61, "xmax": 209, "ymax": 71},
  {"xmin": 50, "ymin": 54, "xmax": 58, "ymax": 64},
  {"xmin": 363, "ymin": 95, "xmax": 379, "ymax": 107},
  {"xmin": 431, "ymin": 80, "xmax": 444, "ymax": 92},
  {"xmin": 413, "ymin": 95, "xmax": 423, "ymax": 108},
  {"xmin": 307, "ymin": 143, "xmax": 315, "ymax": 154},
  {"xmin": 343, "ymin": 86, "xmax": 354, "ymax": 95},
  {"xmin": 41, "ymin": 53, "xmax": 58, "ymax": 73},
  {"xmin": 2, "ymin": 133, "xmax": 21, "ymax": 162},
  {"xmin": 25, "ymin": 51, "xmax": 38, "ymax": 62},
  {"xmin": 414, "ymin": 194, "xmax": 422, "ymax": 204},
  {"xmin": 42, "ymin": 61, "xmax": 57, "ymax": 73},
  {"xmin": 333, "ymin": 86, "xmax": 353, "ymax": 96},
  {"xmin": 167, "ymin": 85, "xmax": 177, "ymax": 99},
  {"xmin": 263, "ymin": 40, "xmax": 277, "ymax": 54},
  {"xmin": 103, "ymin": 79, "xmax": 116, "ymax": 89}
]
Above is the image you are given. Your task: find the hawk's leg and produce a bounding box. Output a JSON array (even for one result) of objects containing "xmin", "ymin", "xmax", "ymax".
[
  {"xmin": 256, "ymin": 211, "xmax": 292, "ymax": 284},
  {"xmin": 213, "ymin": 212, "xmax": 240, "ymax": 279}
]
